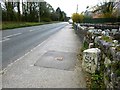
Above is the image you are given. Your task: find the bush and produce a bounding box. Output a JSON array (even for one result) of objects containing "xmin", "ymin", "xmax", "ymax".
[
  {"xmin": 101, "ymin": 36, "xmax": 112, "ymax": 42},
  {"xmin": 91, "ymin": 73, "xmax": 106, "ymax": 89},
  {"xmin": 72, "ymin": 13, "xmax": 84, "ymax": 23},
  {"xmin": 41, "ymin": 18, "xmax": 52, "ymax": 22}
]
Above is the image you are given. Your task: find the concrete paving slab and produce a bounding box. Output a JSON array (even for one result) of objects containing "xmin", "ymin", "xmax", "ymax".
[{"xmin": 35, "ymin": 50, "xmax": 76, "ymax": 71}]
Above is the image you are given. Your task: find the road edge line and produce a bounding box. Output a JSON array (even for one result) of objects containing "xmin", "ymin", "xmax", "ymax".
[{"xmin": 1, "ymin": 24, "xmax": 69, "ymax": 75}]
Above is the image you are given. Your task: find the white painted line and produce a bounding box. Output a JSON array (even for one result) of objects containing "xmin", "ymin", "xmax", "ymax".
[
  {"xmin": 1, "ymin": 25, "xmax": 67, "ymax": 74},
  {"xmin": 1, "ymin": 36, "xmax": 49, "ymax": 74},
  {"xmin": 0, "ymin": 38, "xmax": 10, "ymax": 43},
  {"xmin": 29, "ymin": 30, "xmax": 34, "ymax": 32},
  {"xmin": 3, "ymin": 33, "xmax": 22, "ymax": 39}
]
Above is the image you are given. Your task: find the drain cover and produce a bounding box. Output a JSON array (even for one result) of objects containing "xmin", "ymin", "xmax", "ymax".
[{"xmin": 34, "ymin": 51, "xmax": 76, "ymax": 71}]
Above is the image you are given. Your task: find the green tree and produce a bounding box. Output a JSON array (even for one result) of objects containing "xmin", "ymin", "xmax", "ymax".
[
  {"xmin": 56, "ymin": 7, "xmax": 62, "ymax": 21},
  {"xmin": 39, "ymin": 2, "xmax": 52, "ymax": 22},
  {"xmin": 61, "ymin": 11, "xmax": 67, "ymax": 21},
  {"xmin": 1, "ymin": 1, "xmax": 67, "ymax": 22},
  {"xmin": 17, "ymin": 1, "xmax": 21, "ymax": 21},
  {"xmin": 22, "ymin": 2, "xmax": 39, "ymax": 22},
  {"xmin": 4, "ymin": 1, "xmax": 15, "ymax": 21},
  {"xmin": 56, "ymin": 7, "xmax": 67, "ymax": 21}
]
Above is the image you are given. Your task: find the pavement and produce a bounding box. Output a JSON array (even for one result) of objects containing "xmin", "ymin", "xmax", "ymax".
[{"xmin": 2, "ymin": 24, "xmax": 87, "ymax": 88}]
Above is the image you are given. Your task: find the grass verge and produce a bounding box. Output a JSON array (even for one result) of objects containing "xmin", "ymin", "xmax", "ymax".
[{"xmin": 1, "ymin": 21, "xmax": 59, "ymax": 30}]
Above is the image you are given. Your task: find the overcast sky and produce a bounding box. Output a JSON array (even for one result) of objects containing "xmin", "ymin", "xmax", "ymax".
[{"xmin": 45, "ymin": 0, "xmax": 104, "ymax": 17}]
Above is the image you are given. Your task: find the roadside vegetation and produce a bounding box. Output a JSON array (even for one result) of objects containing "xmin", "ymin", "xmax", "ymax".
[
  {"xmin": 1, "ymin": 1, "xmax": 69, "ymax": 30},
  {"xmin": 2, "ymin": 21, "xmax": 59, "ymax": 30},
  {"xmin": 72, "ymin": 13, "xmax": 84, "ymax": 23}
]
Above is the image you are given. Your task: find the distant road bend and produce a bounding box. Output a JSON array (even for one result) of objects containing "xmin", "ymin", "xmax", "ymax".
[{"xmin": 2, "ymin": 22, "xmax": 68, "ymax": 69}]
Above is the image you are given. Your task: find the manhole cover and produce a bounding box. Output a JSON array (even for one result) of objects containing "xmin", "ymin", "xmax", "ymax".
[{"xmin": 34, "ymin": 51, "xmax": 76, "ymax": 71}]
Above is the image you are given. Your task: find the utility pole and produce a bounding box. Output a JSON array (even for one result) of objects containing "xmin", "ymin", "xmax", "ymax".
[
  {"xmin": 38, "ymin": 2, "xmax": 40, "ymax": 22},
  {"xmin": 76, "ymin": 4, "xmax": 78, "ymax": 13},
  {"xmin": 76, "ymin": 4, "xmax": 79, "ymax": 30},
  {"xmin": 38, "ymin": 0, "xmax": 45, "ymax": 22}
]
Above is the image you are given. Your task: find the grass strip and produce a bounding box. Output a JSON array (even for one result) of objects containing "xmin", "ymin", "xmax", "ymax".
[{"xmin": 1, "ymin": 21, "xmax": 60, "ymax": 30}]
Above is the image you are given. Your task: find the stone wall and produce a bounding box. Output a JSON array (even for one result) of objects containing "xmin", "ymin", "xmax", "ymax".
[{"xmin": 73, "ymin": 23, "xmax": 120, "ymax": 89}]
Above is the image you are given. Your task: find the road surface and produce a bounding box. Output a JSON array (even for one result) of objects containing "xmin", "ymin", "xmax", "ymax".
[
  {"xmin": 2, "ymin": 22, "xmax": 68, "ymax": 69},
  {"xmin": 2, "ymin": 24, "xmax": 86, "ymax": 88}
]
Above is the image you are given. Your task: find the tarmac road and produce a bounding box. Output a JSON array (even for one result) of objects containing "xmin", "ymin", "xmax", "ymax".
[{"xmin": 2, "ymin": 22, "xmax": 68, "ymax": 69}]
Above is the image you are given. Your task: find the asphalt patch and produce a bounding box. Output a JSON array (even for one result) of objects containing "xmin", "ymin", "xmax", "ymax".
[{"xmin": 34, "ymin": 51, "xmax": 77, "ymax": 71}]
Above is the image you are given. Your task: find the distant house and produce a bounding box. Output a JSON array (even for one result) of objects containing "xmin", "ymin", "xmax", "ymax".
[
  {"xmin": 85, "ymin": 11, "xmax": 93, "ymax": 17},
  {"xmin": 92, "ymin": 12, "xmax": 104, "ymax": 18}
]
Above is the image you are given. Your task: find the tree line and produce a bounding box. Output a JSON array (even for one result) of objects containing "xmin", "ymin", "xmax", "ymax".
[{"xmin": 1, "ymin": 1, "xmax": 68, "ymax": 22}]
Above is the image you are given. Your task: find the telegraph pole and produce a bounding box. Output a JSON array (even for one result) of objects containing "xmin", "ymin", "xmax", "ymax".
[
  {"xmin": 38, "ymin": 2, "xmax": 40, "ymax": 22},
  {"xmin": 76, "ymin": 4, "xmax": 78, "ymax": 13},
  {"xmin": 76, "ymin": 4, "xmax": 80, "ymax": 29}
]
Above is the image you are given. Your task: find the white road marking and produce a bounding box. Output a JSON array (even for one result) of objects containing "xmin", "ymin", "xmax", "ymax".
[
  {"xmin": 1, "ymin": 37, "xmax": 49, "ymax": 74},
  {"xmin": 3, "ymin": 33, "xmax": 22, "ymax": 39},
  {"xmin": 1, "ymin": 25, "xmax": 67, "ymax": 74},
  {"xmin": 29, "ymin": 30, "xmax": 34, "ymax": 32},
  {"xmin": 0, "ymin": 38, "xmax": 10, "ymax": 43}
]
